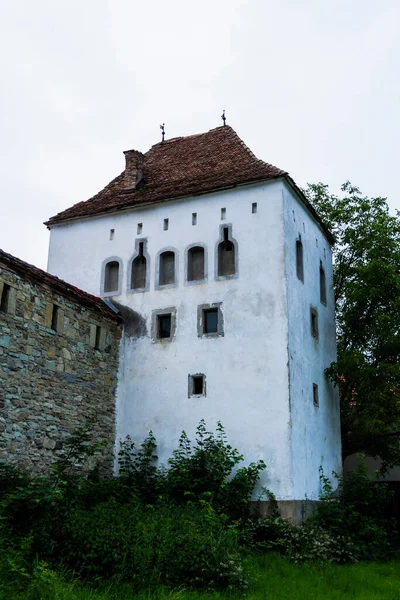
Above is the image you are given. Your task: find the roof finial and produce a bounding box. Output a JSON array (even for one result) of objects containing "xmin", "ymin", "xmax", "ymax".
[
  {"xmin": 221, "ymin": 110, "xmax": 226, "ymax": 126},
  {"xmin": 160, "ymin": 123, "xmax": 165, "ymax": 143}
]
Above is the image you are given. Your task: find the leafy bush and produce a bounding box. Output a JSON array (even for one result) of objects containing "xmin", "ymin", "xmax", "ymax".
[
  {"xmin": 246, "ymin": 516, "xmax": 356, "ymax": 563},
  {"xmin": 164, "ymin": 420, "xmax": 265, "ymax": 521},
  {"xmin": 0, "ymin": 420, "xmax": 263, "ymax": 592},
  {"xmin": 310, "ymin": 458, "xmax": 396, "ymax": 561},
  {"xmin": 244, "ymin": 459, "xmax": 396, "ymax": 564},
  {"xmin": 60, "ymin": 498, "xmax": 246, "ymax": 590}
]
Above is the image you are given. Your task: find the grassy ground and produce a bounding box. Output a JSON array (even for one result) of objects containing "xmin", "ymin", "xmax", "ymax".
[{"xmin": 2, "ymin": 554, "xmax": 400, "ymax": 600}]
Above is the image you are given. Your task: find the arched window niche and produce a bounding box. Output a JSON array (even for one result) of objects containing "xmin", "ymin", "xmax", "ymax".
[
  {"xmin": 128, "ymin": 239, "xmax": 150, "ymax": 293},
  {"xmin": 101, "ymin": 257, "xmax": 123, "ymax": 297},
  {"xmin": 296, "ymin": 236, "xmax": 304, "ymax": 282},
  {"xmin": 185, "ymin": 243, "xmax": 207, "ymax": 285},
  {"xmin": 216, "ymin": 224, "xmax": 238, "ymax": 280},
  {"xmin": 156, "ymin": 247, "xmax": 178, "ymax": 289}
]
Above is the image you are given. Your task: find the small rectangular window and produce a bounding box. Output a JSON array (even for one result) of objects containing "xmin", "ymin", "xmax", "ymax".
[
  {"xmin": 198, "ymin": 303, "xmax": 223, "ymax": 338},
  {"xmin": 310, "ymin": 308, "xmax": 318, "ymax": 339},
  {"xmin": 192, "ymin": 212, "xmax": 197, "ymax": 226},
  {"xmin": 163, "ymin": 218, "xmax": 169, "ymax": 231},
  {"xmin": 158, "ymin": 314, "xmax": 171, "ymax": 339},
  {"xmin": 95, "ymin": 325, "xmax": 102, "ymax": 350},
  {"xmin": 204, "ymin": 308, "xmax": 218, "ymax": 334},
  {"xmin": 189, "ymin": 373, "xmax": 206, "ymax": 397},
  {"xmin": 109, "ymin": 229, "xmax": 115, "ymax": 240},
  {"xmin": 313, "ymin": 383, "xmax": 319, "ymax": 407},
  {"xmin": 137, "ymin": 223, "xmax": 143, "ymax": 235},
  {"xmin": 0, "ymin": 283, "xmax": 11, "ymax": 313},
  {"xmin": 252, "ymin": 202, "xmax": 257, "ymax": 214},
  {"xmin": 221, "ymin": 207, "xmax": 226, "ymax": 220}
]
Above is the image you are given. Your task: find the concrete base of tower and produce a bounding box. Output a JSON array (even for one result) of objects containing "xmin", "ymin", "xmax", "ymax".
[{"xmin": 255, "ymin": 499, "xmax": 320, "ymax": 524}]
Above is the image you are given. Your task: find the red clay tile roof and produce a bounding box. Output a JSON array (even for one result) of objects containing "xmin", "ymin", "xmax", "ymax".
[
  {"xmin": 0, "ymin": 249, "xmax": 121, "ymax": 322},
  {"xmin": 45, "ymin": 125, "xmax": 334, "ymax": 243}
]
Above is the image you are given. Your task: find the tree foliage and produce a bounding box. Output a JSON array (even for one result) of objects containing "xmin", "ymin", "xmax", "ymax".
[{"xmin": 304, "ymin": 182, "xmax": 400, "ymax": 468}]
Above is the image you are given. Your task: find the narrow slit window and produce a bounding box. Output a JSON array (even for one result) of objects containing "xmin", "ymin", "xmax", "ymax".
[
  {"xmin": 218, "ymin": 227, "xmax": 235, "ymax": 277},
  {"xmin": 157, "ymin": 314, "xmax": 171, "ymax": 339},
  {"xmin": 192, "ymin": 213, "xmax": 197, "ymax": 226},
  {"xmin": 104, "ymin": 261, "xmax": 120, "ymax": 293},
  {"xmin": 163, "ymin": 218, "xmax": 169, "ymax": 231},
  {"xmin": 221, "ymin": 207, "xmax": 226, "ymax": 220},
  {"xmin": 0, "ymin": 283, "xmax": 11, "ymax": 313},
  {"xmin": 109, "ymin": 229, "xmax": 115, "ymax": 240},
  {"xmin": 310, "ymin": 308, "xmax": 318, "ymax": 339},
  {"xmin": 187, "ymin": 246, "xmax": 205, "ymax": 282},
  {"xmin": 189, "ymin": 373, "xmax": 206, "ymax": 397},
  {"xmin": 252, "ymin": 202, "xmax": 257, "ymax": 214},
  {"xmin": 296, "ymin": 239, "xmax": 304, "ymax": 282},
  {"xmin": 51, "ymin": 305, "xmax": 59, "ymax": 332},
  {"xmin": 159, "ymin": 251, "xmax": 175, "ymax": 286},
  {"xmin": 320, "ymin": 263, "xmax": 327, "ymax": 305},
  {"xmin": 95, "ymin": 325, "xmax": 102, "ymax": 350},
  {"xmin": 313, "ymin": 383, "xmax": 319, "ymax": 407},
  {"xmin": 137, "ymin": 223, "xmax": 143, "ymax": 235},
  {"xmin": 131, "ymin": 242, "xmax": 147, "ymax": 290}
]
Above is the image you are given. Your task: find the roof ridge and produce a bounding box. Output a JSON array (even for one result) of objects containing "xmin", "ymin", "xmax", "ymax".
[
  {"xmin": 0, "ymin": 248, "xmax": 121, "ymax": 321},
  {"xmin": 149, "ymin": 124, "xmax": 231, "ymax": 150}
]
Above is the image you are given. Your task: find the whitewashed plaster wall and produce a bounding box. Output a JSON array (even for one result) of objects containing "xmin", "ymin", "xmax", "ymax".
[
  {"xmin": 47, "ymin": 179, "xmax": 341, "ymax": 500},
  {"xmin": 283, "ymin": 182, "xmax": 342, "ymax": 500}
]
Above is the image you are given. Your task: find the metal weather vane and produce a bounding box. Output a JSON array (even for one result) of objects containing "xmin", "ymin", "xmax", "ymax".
[
  {"xmin": 221, "ymin": 110, "xmax": 226, "ymax": 126},
  {"xmin": 160, "ymin": 123, "xmax": 165, "ymax": 142}
]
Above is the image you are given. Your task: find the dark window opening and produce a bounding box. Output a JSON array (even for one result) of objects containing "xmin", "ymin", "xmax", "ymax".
[
  {"xmin": 192, "ymin": 213, "xmax": 197, "ymax": 226},
  {"xmin": 313, "ymin": 383, "xmax": 319, "ymax": 407},
  {"xmin": 218, "ymin": 228, "xmax": 235, "ymax": 276},
  {"xmin": 187, "ymin": 246, "xmax": 205, "ymax": 281},
  {"xmin": 193, "ymin": 376, "xmax": 204, "ymax": 395},
  {"xmin": 310, "ymin": 308, "xmax": 318, "ymax": 339},
  {"xmin": 221, "ymin": 207, "xmax": 226, "ymax": 220},
  {"xmin": 104, "ymin": 261, "xmax": 120, "ymax": 293},
  {"xmin": 95, "ymin": 325, "xmax": 102, "ymax": 350},
  {"xmin": 252, "ymin": 202, "xmax": 257, "ymax": 214},
  {"xmin": 204, "ymin": 308, "xmax": 218, "ymax": 334},
  {"xmin": 109, "ymin": 229, "xmax": 115, "ymax": 240},
  {"xmin": 51, "ymin": 305, "xmax": 59, "ymax": 332},
  {"xmin": 296, "ymin": 239, "xmax": 304, "ymax": 282},
  {"xmin": 320, "ymin": 263, "xmax": 327, "ymax": 305},
  {"xmin": 137, "ymin": 223, "xmax": 143, "ymax": 234},
  {"xmin": 163, "ymin": 218, "xmax": 169, "ymax": 231},
  {"xmin": 158, "ymin": 314, "xmax": 171, "ymax": 339},
  {"xmin": 131, "ymin": 243, "xmax": 147, "ymax": 290},
  {"xmin": 0, "ymin": 284, "xmax": 11, "ymax": 313},
  {"xmin": 159, "ymin": 251, "xmax": 175, "ymax": 286}
]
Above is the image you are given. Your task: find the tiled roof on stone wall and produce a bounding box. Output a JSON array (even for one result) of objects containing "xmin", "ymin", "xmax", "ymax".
[
  {"xmin": 45, "ymin": 125, "xmax": 333, "ymax": 243},
  {"xmin": 0, "ymin": 249, "xmax": 121, "ymax": 322}
]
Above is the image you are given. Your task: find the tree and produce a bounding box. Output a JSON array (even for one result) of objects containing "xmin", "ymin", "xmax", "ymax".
[{"xmin": 304, "ymin": 182, "xmax": 400, "ymax": 470}]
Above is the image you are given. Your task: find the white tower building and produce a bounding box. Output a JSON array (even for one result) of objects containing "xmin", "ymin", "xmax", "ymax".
[{"xmin": 46, "ymin": 125, "xmax": 341, "ymax": 519}]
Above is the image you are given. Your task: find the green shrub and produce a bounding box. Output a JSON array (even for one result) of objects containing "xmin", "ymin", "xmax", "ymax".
[
  {"xmin": 311, "ymin": 458, "xmax": 396, "ymax": 561},
  {"xmin": 164, "ymin": 420, "xmax": 265, "ymax": 521},
  {"xmin": 60, "ymin": 499, "xmax": 246, "ymax": 590},
  {"xmin": 247, "ymin": 516, "xmax": 356, "ymax": 563}
]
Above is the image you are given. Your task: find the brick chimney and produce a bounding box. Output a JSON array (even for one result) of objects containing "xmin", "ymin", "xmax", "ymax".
[{"xmin": 123, "ymin": 149, "xmax": 144, "ymax": 190}]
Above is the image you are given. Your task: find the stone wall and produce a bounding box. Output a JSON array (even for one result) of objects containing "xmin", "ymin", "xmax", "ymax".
[{"xmin": 0, "ymin": 253, "xmax": 122, "ymax": 474}]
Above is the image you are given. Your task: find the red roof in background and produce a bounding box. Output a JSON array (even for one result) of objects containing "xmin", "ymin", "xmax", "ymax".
[
  {"xmin": 45, "ymin": 125, "xmax": 334, "ymax": 243},
  {"xmin": 0, "ymin": 249, "xmax": 121, "ymax": 322}
]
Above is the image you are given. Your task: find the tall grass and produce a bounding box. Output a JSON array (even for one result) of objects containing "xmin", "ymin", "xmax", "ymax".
[{"xmin": 2, "ymin": 554, "xmax": 400, "ymax": 600}]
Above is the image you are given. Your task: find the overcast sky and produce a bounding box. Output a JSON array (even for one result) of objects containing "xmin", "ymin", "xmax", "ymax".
[{"xmin": 1, "ymin": 0, "xmax": 399, "ymax": 270}]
